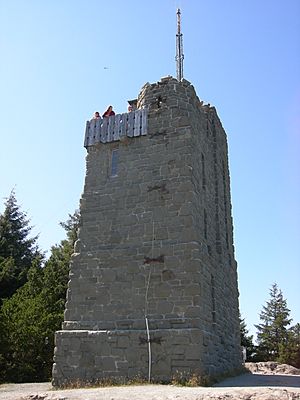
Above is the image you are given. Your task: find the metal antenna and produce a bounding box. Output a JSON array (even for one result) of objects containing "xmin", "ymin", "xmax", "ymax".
[{"xmin": 175, "ymin": 8, "xmax": 184, "ymax": 81}]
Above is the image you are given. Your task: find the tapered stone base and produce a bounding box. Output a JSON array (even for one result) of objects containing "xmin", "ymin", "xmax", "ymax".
[{"xmin": 52, "ymin": 328, "xmax": 210, "ymax": 387}]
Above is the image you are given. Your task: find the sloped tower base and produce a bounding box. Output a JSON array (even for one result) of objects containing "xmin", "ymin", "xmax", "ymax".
[
  {"xmin": 53, "ymin": 328, "xmax": 209, "ymax": 384},
  {"xmin": 52, "ymin": 76, "xmax": 242, "ymax": 386}
]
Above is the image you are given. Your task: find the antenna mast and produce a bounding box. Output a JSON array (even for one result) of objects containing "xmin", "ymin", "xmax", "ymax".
[{"xmin": 175, "ymin": 8, "xmax": 184, "ymax": 81}]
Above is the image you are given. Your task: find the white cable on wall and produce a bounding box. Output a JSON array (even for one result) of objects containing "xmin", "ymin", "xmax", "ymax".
[
  {"xmin": 144, "ymin": 220, "xmax": 155, "ymax": 383},
  {"xmin": 145, "ymin": 316, "xmax": 151, "ymax": 383}
]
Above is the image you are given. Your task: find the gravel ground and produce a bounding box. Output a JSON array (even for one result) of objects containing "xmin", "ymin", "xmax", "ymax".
[{"xmin": 1, "ymin": 373, "xmax": 300, "ymax": 400}]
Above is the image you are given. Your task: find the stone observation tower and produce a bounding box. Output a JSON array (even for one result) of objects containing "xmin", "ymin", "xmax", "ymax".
[{"xmin": 52, "ymin": 76, "xmax": 242, "ymax": 386}]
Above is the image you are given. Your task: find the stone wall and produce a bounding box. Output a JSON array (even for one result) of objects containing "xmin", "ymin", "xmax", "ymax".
[{"xmin": 52, "ymin": 76, "xmax": 242, "ymax": 387}]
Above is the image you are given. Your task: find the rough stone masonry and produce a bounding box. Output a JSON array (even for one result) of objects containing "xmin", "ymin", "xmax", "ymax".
[{"xmin": 52, "ymin": 76, "xmax": 242, "ymax": 386}]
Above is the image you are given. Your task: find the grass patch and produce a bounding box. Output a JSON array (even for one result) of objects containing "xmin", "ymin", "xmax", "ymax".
[
  {"xmin": 171, "ymin": 366, "xmax": 248, "ymax": 387},
  {"xmin": 53, "ymin": 376, "xmax": 149, "ymax": 389},
  {"xmin": 53, "ymin": 366, "xmax": 249, "ymax": 389}
]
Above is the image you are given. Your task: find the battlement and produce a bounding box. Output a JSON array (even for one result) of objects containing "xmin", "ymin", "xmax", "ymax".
[{"xmin": 84, "ymin": 109, "xmax": 148, "ymax": 147}]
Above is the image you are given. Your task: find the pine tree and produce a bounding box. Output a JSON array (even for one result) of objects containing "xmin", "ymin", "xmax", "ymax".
[
  {"xmin": 0, "ymin": 211, "xmax": 79, "ymax": 383},
  {"xmin": 278, "ymin": 323, "xmax": 300, "ymax": 368},
  {"xmin": 42, "ymin": 210, "xmax": 80, "ymax": 316},
  {"xmin": 0, "ymin": 269, "xmax": 49, "ymax": 382},
  {"xmin": 255, "ymin": 283, "xmax": 292, "ymax": 361},
  {"xmin": 0, "ymin": 191, "xmax": 42, "ymax": 300}
]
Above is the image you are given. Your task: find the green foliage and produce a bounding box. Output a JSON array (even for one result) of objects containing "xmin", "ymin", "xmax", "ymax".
[
  {"xmin": 42, "ymin": 210, "xmax": 80, "ymax": 317},
  {"xmin": 0, "ymin": 190, "xmax": 42, "ymax": 300},
  {"xmin": 0, "ymin": 281, "xmax": 54, "ymax": 382},
  {"xmin": 278, "ymin": 323, "xmax": 300, "ymax": 368},
  {"xmin": 239, "ymin": 314, "xmax": 256, "ymax": 361},
  {"xmin": 0, "ymin": 210, "xmax": 80, "ymax": 383},
  {"xmin": 255, "ymin": 283, "xmax": 292, "ymax": 361}
]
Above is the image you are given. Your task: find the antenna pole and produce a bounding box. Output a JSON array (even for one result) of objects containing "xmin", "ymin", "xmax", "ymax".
[{"xmin": 175, "ymin": 8, "xmax": 184, "ymax": 81}]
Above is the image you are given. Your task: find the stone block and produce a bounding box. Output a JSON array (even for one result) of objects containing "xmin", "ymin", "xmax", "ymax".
[
  {"xmin": 101, "ymin": 356, "xmax": 117, "ymax": 371},
  {"xmin": 154, "ymin": 283, "xmax": 172, "ymax": 298},
  {"xmin": 185, "ymin": 306, "xmax": 201, "ymax": 318},
  {"xmin": 117, "ymin": 335, "xmax": 130, "ymax": 349},
  {"xmin": 156, "ymin": 300, "xmax": 173, "ymax": 314},
  {"xmin": 186, "ymin": 346, "xmax": 202, "ymax": 360}
]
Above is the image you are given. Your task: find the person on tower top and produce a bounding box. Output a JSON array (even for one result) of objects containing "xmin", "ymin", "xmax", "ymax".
[
  {"xmin": 92, "ymin": 111, "xmax": 100, "ymax": 120},
  {"xmin": 102, "ymin": 105, "xmax": 115, "ymax": 118}
]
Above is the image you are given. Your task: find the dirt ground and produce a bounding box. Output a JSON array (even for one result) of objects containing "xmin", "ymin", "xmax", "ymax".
[{"xmin": 1, "ymin": 372, "xmax": 300, "ymax": 400}]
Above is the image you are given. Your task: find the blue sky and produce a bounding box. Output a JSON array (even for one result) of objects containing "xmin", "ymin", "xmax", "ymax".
[{"xmin": 0, "ymin": 0, "xmax": 299, "ymax": 339}]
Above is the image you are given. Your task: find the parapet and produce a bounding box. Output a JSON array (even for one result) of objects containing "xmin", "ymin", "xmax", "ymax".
[{"xmin": 84, "ymin": 109, "xmax": 148, "ymax": 147}]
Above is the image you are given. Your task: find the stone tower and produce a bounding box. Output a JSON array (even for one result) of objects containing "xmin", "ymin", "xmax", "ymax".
[{"xmin": 52, "ymin": 76, "xmax": 242, "ymax": 386}]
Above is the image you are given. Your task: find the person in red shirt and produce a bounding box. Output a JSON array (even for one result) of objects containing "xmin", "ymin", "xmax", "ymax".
[{"xmin": 102, "ymin": 105, "xmax": 115, "ymax": 118}]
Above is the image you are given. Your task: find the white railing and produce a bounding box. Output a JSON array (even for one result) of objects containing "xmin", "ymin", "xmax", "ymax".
[{"xmin": 84, "ymin": 109, "xmax": 148, "ymax": 147}]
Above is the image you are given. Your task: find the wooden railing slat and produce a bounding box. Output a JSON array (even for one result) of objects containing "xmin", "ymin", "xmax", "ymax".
[
  {"xmin": 120, "ymin": 113, "xmax": 127, "ymax": 138},
  {"xmin": 84, "ymin": 121, "xmax": 90, "ymax": 147},
  {"xmin": 134, "ymin": 110, "xmax": 141, "ymax": 136},
  {"xmin": 95, "ymin": 118, "xmax": 102, "ymax": 143},
  {"xmin": 107, "ymin": 115, "xmax": 115, "ymax": 142},
  {"xmin": 101, "ymin": 118, "xmax": 108, "ymax": 143},
  {"xmin": 114, "ymin": 114, "xmax": 121, "ymax": 141},
  {"xmin": 127, "ymin": 111, "xmax": 134, "ymax": 137}
]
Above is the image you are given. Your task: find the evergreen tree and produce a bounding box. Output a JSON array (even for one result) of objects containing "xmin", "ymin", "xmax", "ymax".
[
  {"xmin": 42, "ymin": 210, "xmax": 80, "ymax": 316},
  {"xmin": 278, "ymin": 323, "xmax": 300, "ymax": 368},
  {"xmin": 239, "ymin": 314, "xmax": 256, "ymax": 361},
  {"xmin": 0, "ymin": 268, "xmax": 49, "ymax": 382},
  {"xmin": 255, "ymin": 283, "xmax": 292, "ymax": 361},
  {"xmin": 0, "ymin": 191, "xmax": 42, "ymax": 300},
  {"xmin": 0, "ymin": 211, "xmax": 79, "ymax": 383}
]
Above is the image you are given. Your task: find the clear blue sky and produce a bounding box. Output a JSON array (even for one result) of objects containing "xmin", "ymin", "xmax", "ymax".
[{"xmin": 0, "ymin": 0, "xmax": 299, "ymax": 339}]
